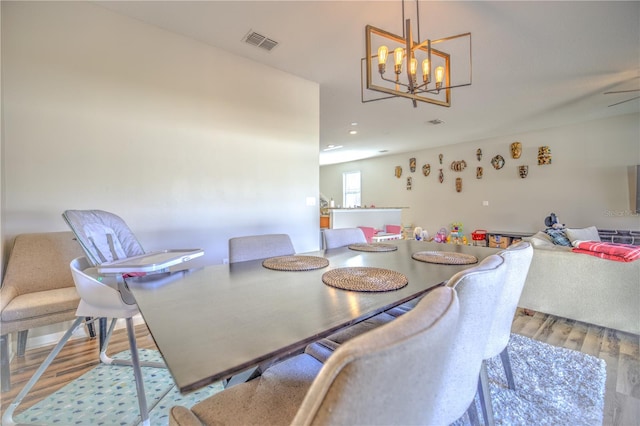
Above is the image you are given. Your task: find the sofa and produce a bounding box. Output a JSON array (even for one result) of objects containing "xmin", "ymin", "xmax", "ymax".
[{"xmin": 518, "ymin": 228, "xmax": 640, "ymax": 335}]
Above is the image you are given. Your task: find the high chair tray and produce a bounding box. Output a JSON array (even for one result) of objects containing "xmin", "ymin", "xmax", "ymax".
[{"xmin": 97, "ymin": 249, "xmax": 204, "ymax": 274}]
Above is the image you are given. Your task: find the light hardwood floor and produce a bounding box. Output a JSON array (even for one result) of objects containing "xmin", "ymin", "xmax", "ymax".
[{"xmin": 1, "ymin": 310, "xmax": 639, "ymax": 425}]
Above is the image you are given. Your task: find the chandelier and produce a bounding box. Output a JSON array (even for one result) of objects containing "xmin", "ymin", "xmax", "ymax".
[{"xmin": 361, "ymin": 0, "xmax": 472, "ymax": 108}]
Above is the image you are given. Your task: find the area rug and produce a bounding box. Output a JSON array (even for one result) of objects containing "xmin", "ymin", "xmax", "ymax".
[
  {"xmin": 14, "ymin": 349, "xmax": 224, "ymax": 426},
  {"xmin": 16, "ymin": 334, "xmax": 605, "ymax": 426},
  {"xmin": 456, "ymin": 333, "xmax": 606, "ymax": 425}
]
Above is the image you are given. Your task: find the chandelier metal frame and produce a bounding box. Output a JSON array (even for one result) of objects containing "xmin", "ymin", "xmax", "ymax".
[{"xmin": 361, "ymin": 1, "xmax": 472, "ymax": 108}]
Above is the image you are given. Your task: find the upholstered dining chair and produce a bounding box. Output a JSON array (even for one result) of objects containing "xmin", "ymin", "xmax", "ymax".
[
  {"xmin": 226, "ymin": 233, "xmax": 297, "ymax": 385},
  {"xmin": 323, "ymin": 227, "xmax": 367, "ymax": 249},
  {"xmin": 305, "ymin": 253, "xmax": 508, "ymax": 425},
  {"xmin": 168, "ymin": 286, "xmax": 460, "ymax": 426},
  {"xmin": 228, "ymin": 233, "xmax": 295, "ymax": 263},
  {"xmin": 477, "ymin": 241, "xmax": 533, "ymax": 425}
]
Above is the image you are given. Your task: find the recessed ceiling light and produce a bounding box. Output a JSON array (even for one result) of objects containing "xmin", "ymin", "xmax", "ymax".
[
  {"xmin": 323, "ymin": 145, "xmax": 343, "ymax": 151},
  {"xmin": 427, "ymin": 119, "xmax": 445, "ymax": 125},
  {"xmin": 349, "ymin": 130, "xmax": 358, "ymax": 135},
  {"xmin": 351, "ymin": 122, "xmax": 358, "ymax": 126}
]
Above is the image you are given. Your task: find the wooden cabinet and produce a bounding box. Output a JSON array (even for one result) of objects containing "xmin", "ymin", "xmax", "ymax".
[{"xmin": 320, "ymin": 216, "xmax": 330, "ymax": 228}]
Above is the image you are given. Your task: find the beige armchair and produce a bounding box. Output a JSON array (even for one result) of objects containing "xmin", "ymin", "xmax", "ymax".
[
  {"xmin": 169, "ymin": 286, "xmax": 460, "ymax": 426},
  {"xmin": 0, "ymin": 232, "xmax": 87, "ymax": 391}
]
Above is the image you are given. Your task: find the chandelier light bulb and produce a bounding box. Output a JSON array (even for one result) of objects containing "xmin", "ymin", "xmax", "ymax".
[
  {"xmin": 393, "ymin": 47, "xmax": 404, "ymax": 74},
  {"xmin": 377, "ymin": 45, "xmax": 388, "ymax": 74},
  {"xmin": 422, "ymin": 58, "xmax": 430, "ymax": 83},
  {"xmin": 435, "ymin": 66, "xmax": 445, "ymax": 89},
  {"xmin": 410, "ymin": 57, "xmax": 418, "ymax": 84}
]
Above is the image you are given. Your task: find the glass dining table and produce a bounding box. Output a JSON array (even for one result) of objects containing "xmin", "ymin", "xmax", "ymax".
[{"xmin": 123, "ymin": 239, "xmax": 499, "ymax": 393}]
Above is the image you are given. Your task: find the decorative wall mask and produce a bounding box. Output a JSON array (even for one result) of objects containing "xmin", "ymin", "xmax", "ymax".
[
  {"xmin": 491, "ymin": 155, "xmax": 505, "ymax": 170},
  {"xmin": 476, "ymin": 148, "xmax": 482, "ymax": 161},
  {"xmin": 518, "ymin": 165, "xmax": 529, "ymax": 178},
  {"xmin": 476, "ymin": 166, "xmax": 483, "ymax": 179},
  {"xmin": 422, "ymin": 163, "xmax": 431, "ymax": 176},
  {"xmin": 439, "ymin": 169, "xmax": 444, "ymax": 183},
  {"xmin": 410, "ymin": 157, "xmax": 416, "ymax": 172},
  {"xmin": 407, "ymin": 176, "xmax": 412, "ymax": 190},
  {"xmin": 395, "ymin": 166, "xmax": 402, "ymax": 178},
  {"xmin": 511, "ymin": 142, "xmax": 522, "ymax": 159},
  {"xmin": 450, "ymin": 160, "xmax": 467, "ymax": 172},
  {"xmin": 538, "ymin": 146, "xmax": 552, "ymax": 165},
  {"xmin": 455, "ymin": 177, "xmax": 462, "ymax": 193},
  {"xmin": 439, "ymin": 153, "xmax": 443, "ymax": 164}
]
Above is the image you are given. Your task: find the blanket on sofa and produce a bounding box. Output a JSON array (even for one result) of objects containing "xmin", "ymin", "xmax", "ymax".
[{"xmin": 572, "ymin": 240, "xmax": 640, "ymax": 262}]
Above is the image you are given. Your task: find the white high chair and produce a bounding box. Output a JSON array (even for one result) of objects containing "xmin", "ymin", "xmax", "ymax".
[{"xmin": 2, "ymin": 210, "xmax": 202, "ymax": 426}]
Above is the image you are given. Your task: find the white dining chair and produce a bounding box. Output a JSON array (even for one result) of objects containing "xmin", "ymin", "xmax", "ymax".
[
  {"xmin": 228, "ymin": 233, "xmax": 295, "ymax": 263},
  {"xmin": 477, "ymin": 241, "xmax": 533, "ymax": 425},
  {"xmin": 323, "ymin": 227, "xmax": 367, "ymax": 249},
  {"xmin": 168, "ymin": 286, "xmax": 461, "ymax": 426}
]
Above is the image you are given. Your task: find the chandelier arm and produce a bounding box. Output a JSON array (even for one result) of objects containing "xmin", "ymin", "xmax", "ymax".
[
  {"xmin": 430, "ymin": 32, "xmax": 472, "ymax": 44},
  {"xmin": 419, "ymin": 82, "xmax": 472, "ymax": 94},
  {"xmin": 379, "ymin": 73, "xmax": 412, "ymax": 89}
]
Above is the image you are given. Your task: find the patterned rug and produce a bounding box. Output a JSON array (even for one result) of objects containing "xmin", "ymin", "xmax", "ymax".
[
  {"xmin": 14, "ymin": 349, "xmax": 224, "ymax": 426},
  {"xmin": 16, "ymin": 334, "xmax": 605, "ymax": 425},
  {"xmin": 456, "ymin": 333, "xmax": 606, "ymax": 425}
]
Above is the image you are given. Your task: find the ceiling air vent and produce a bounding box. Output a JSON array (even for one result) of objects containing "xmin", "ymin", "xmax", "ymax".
[{"xmin": 243, "ymin": 30, "xmax": 279, "ymax": 52}]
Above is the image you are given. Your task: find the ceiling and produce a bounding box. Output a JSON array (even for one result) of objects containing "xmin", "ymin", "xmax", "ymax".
[{"xmin": 95, "ymin": 1, "xmax": 640, "ymax": 165}]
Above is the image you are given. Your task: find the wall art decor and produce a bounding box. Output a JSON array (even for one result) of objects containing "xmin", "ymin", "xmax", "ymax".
[
  {"xmin": 450, "ymin": 160, "xmax": 467, "ymax": 172},
  {"xmin": 476, "ymin": 166, "xmax": 483, "ymax": 179},
  {"xmin": 476, "ymin": 148, "xmax": 482, "ymax": 161},
  {"xmin": 422, "ymin": 163, "xmax": 431, "ymax": 176},
  {"xmin": 491, "ymin": 154, "xmax": 505, "ymax": 170},
  {"xmin": 455, "ymin": 177, "xmax": 462, "ymax": 193},
  {"xmin": 511, "ymin": 141, "xmax": 522, "ymax": 159},
  {"xmin": 518, "ymin": 165, "xmax": 529, "ymax": 178},
  {"xmin": 538, "ymin": 146, "xmax": 552, "ymax": 165},
  {"xmin": 395, "ymin": 166, "xmax": 402, "ymax": 178},
  {"xmin": 407, "ymin": 176, "xmax": 412, "ymax": 190},
  {"xmin": 410, "ymin": 157, "xmax": 416, "ymax": 172},
  {"xmin": 439, "ymin": 153, "xmax": 443, "ymax": 164},
  {"xmin": 439, "ymin": 169, "xmax": 444, "ymax": 183}
]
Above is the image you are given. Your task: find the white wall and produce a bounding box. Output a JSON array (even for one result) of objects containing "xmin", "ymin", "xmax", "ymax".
[
  {"xmin": 1, "ymin": 1, "xmax": 320, "ymax": 268},
  {"xmin": 321, "ymin": 113, "xmax": 640, "ymax": 237}
]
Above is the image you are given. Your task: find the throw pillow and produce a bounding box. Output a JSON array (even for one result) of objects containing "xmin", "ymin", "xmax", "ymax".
[
  {"xmin": 545, "ymin": 228, "xmax": 571, "ymax": 246},
  {"xmin": 565, "ymin": 226, "xmax": 601, "ymax": 245},
  {"xmin": 525, "ymin": 231, "xmax": 555, "ymax": 248}
]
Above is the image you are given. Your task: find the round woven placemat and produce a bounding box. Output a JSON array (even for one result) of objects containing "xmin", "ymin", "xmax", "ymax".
[
  {"xmin": 348, "ymin": 243, "xmax": 398, "ymax": 252},
  {"xmin": 322, "ymin": 267, "xmax": 408, "ymax": 292},
  {"xmin": 262, "ymin": 255, "xmax": 329, "ymax": 271},
  {"xmin": 412, "ymin": 251, "xmax": 478, "ymax": 265}
]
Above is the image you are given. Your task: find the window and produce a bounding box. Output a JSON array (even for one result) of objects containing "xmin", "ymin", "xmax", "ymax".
[{"xmin": 343, "ymin": 171, "xmax": 361, "ymax": 208}]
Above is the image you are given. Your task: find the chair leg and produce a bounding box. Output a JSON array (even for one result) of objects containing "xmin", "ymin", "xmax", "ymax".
[
  {"xmin": 477, "ymin": 360, "xmax": 495, "ymax": 426},
  {"xmin": 1, "ymin": 317, "xmax": 84, "ymax": 426},
  {"xmin": 99, "ymin": 317, "xmax": 107, "ymax": 350},
  {"xmin": 466, "ymin": 398, "xmax": 481, "ymax": 426},
  {"xmin": 16, "ymin": 330, "xmax": 28, "ymax": 357},
  {"xmin": 126, "ymin": 317, "xmax": 150, "ymax": 426},
  {"xmin": 99, "ymin": 318, "xmax": 163, "ymax": 369},
  {"xmin": 1, "ymin": 334, "xmax": 10, "ymax": 392},
  {"xmin": 86, "ymin": 316, "xmax": 96, "ymax": 338},
  {"xmin": 500, "ymin": 346, "xmax": 516, "ymax": 390}
]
